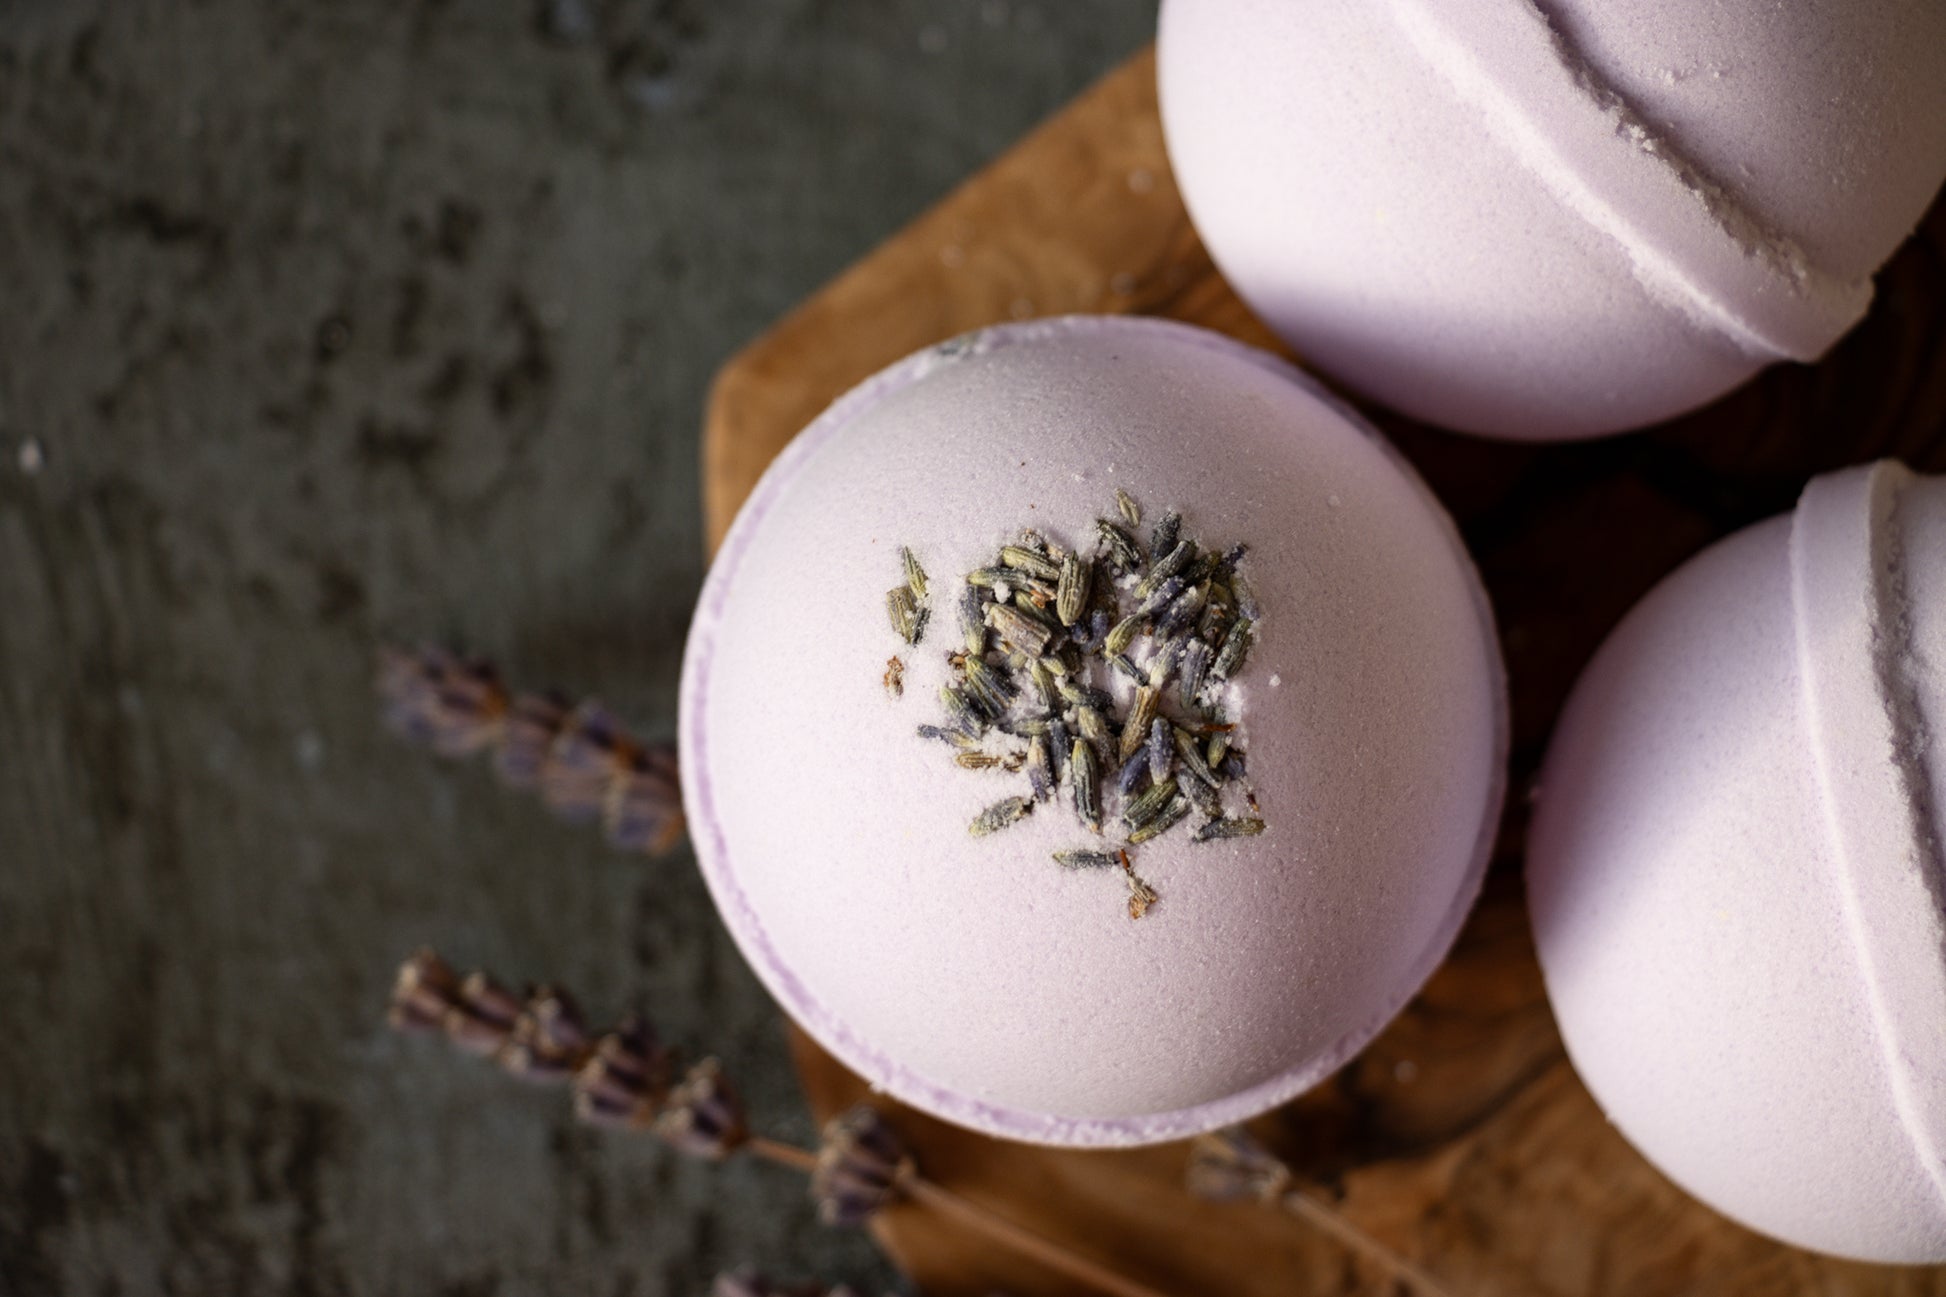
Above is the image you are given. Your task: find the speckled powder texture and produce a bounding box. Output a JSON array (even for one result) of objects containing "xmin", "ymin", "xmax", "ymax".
[
  {"xmin": 1529, "ymin": 462, "xmax": 1946, "ymax": 1263},
  {"xmin": 680, "ymin": 317, "xmax": 1507, "ymax": 1146},
  {"xmin": 1157, "ymin": 0, "xmax": 1946, "ymax": 439}
]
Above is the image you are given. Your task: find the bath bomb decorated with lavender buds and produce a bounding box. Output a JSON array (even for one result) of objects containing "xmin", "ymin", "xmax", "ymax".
[
  {"xmin": 680, "ymin": 317, "xmax": 1506, "ymax": 1146},
  {"xmin": 1530, "ymin": 461, "xmax": 1946, "ymax": 1261},
  {"xmin": 1158, "ymin": 0, "xmax": 1946, "ymax": 440}
]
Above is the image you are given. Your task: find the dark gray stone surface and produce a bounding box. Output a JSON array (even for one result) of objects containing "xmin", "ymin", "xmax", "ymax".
[{"xmin": 0, "ymin": 3, "xmax": 1154, "ymax": 1292}]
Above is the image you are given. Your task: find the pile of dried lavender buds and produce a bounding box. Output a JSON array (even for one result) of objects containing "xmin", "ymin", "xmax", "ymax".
[{"xmin": 884, "ymin": 489, "xmax": 1265, "ymax": 918}]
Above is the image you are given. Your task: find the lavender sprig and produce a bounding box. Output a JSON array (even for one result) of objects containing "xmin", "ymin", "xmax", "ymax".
[
  {"xmin": 388, "ymin": 950, "xmax": 1172, "ymax": 1297},
  {"xmin": 377, "ymin": 644, "xmax": 685, "ymax": 855},
  {"xmin": 1187, "ymin": 1127, "xmax": 1452, "ymax": 1297},
  {"xmin": 811, "ymin": 1105, "xmax": 914, "ymax": 1227}
]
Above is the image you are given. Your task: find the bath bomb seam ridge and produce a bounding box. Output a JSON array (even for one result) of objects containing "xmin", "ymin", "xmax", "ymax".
[
  {"xmin": 1386, "ymin": 0, "xmax": 1873, "ymax": 363},
  {"xmin": 679, "ymin": 315, "xmax": 1509, "ymax": 1146},
  {"xmin": 1790, "ymin": 461, "xmax": 1946, "ymax": 1214}
]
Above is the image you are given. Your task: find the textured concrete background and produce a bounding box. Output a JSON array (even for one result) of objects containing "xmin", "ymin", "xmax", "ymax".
[{"xmin": 0, "ymin": 3, "xmax": 1154, "ymax": 1292}]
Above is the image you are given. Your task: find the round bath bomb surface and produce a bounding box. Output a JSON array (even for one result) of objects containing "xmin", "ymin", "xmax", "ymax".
[
  {"xmin": 680, "ymin": 317, "xmax": 1507, "ymax": 1146},
  {"xmin": 1158, "ymin": 0, "xmax": 1946, "ymax": 440},
  {"xmin": 1530, "ymin": 460, "xmax": 1946, "ymax": 1262}
]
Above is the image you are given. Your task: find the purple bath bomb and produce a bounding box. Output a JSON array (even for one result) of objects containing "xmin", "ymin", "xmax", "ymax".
[
  {"xmin": 1530, "ymin": 461, "xmax": 1946, "ymax": 1261},
  {"xmin": 680, "ymin": 316, "xmax": 1507, "ymax": 1146},
  {"xmin": 1158, "ymin": 0, "xmax": 1946, "ymax": 441}
]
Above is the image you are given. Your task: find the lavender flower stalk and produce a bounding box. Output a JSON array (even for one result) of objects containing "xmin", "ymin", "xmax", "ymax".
[
  {"xmin": 1187, "ymin": 1127, "xmax": 1451, "ymax": 1297},
  {"xmin": 388, "ymin": 949, "xmax": 1173, "ymax": 1297},
  {"xmin": 811, "ymin": 1105, "xmax": 914, "ymax": 1227},
  {"xmin": 376, "ymin": 644, "xmax": 685, "ymax": 855}
]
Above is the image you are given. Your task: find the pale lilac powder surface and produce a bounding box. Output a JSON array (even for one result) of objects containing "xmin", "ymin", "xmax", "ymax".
[
  {"xmin": 680, "ymin": 317, "xmax": 1507, "ymax": 1146},
  {"xmin": 1530, "ymin": 462, "xmax": 1946, "ymax": 1262}
]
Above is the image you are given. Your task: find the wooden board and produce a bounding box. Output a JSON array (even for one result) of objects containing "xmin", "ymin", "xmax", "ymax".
[{"xmin": 702, "ymin": 47, "xmax": 1946, "ymax": 1297}]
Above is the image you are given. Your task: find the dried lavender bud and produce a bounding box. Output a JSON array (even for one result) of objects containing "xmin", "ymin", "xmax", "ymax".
[
  {"xmin": 1017, "ymin": 528, "xmax": 1057, "ymax": 558},
  {"xmin": 1117, "ymin": 748, "xmax": 1150, "ymax": 797},
  {"xmin": 1057, "ymin": 679, "xmax": 1112, "ymax": 711},
  {"xmin": 1001, "ymin": 715, "xmax": 1054, "ymax": 737},
  {"xmin": 1008, "ymin": 588, "xmax": 1061, "ymax": 627},
  {"xmin": 886, "ymin": 586, "xmax": 927, "ymax": 646},
  {"xmin": 1186, "ymin": 1127, "xmax": 1292, "ymax": 1203},
  {"xmin": 1123, "ymin": 776, "xmax": 1181, "ymax": 830},
  {"xmin": 1120, "ymin": 685, "xmax": 1160, "ymax": 761},
  {"xmin": 999, "ymin": 544, "xmax": 1061, "ymax": 581},
  {"xmin": 495, "ymin": 691, "xmax": 567, "ymax": 790},
  {"xmin": 1194, "ymin": 817, "xmax": 1267, "ymax": 842},
  {"xmin": 573, "ymin": 1013, "xmax": 672, "ymax": 1130},
  {"xmin": 1103, "ymin": 611, "xmax": 1143, "ymax": 657},
  {"xmin": 1055, "ymin": 552, "xmax": 1090, "ymax": 627},
  {"xmin": 1076, "ymin": 704, "xmax": 1113, "ymax": 752},
  {"xmin": 380, "ymin": 646, "xmax": 505, "ymax": 757},
  {"xmin": 655, "ymin": 1058, "xmax": 749, "ymax": 1160},
  {"xmin": 1147, "ymin": 717, "xmax": 1174, "ymax": 784},
  {"xmin": 1095, "ymin": 518, "xmax": 1143, "ymax": 571},
  {"xmin": 883, "ymin": 657, "xmax": 904, "ymax": 700},
  {"xmin": 1184, "ymin": 774, "xmax": 1223, "ymax": 819},
  {"xmin": 1211, "ymin": 617, "xmax": 1255, "ymax": 681},
  {"xmin": 1134, "ymin": 574, "xmax": 1187, "ymax": 619},
  {"xmin": 958, "ymin": 586, "xmax": 987, "ymax": 655},
  {"xmin": 970, "ymin": 796, "xmax": 1033, "ymax": 837},
  {"xmin": 1198, "ymin": 597, "xmax": 1235, "ymax": 649},
  {"xmin": 1108, "ymin": 652, "xmax": 1144, "ymax": 685},
  {"xmin": 1054, "ymin": 847, "xmax": 1121, "ymax": 870},
  {"xmin": 500, "ymin": 986, "xmax": 591, "ymax": 1081},
  {"xmin": 1150, "ymin": 509, "xmax": 1181, "ymax": 559},
  {"xmin": 1115, "ymin": 488, "xmax": 1141, "ymax": 528},
  {"xmin": 1071, "ymin": 607, "xmax": 1111, "ymax": 653},
  {"xmin": 1137, "ymin": 540, "xmax": 1195, "ymax": 599},
  {"xmin": 1174, "ymin": 726, "xmax": 1222, "ymax": 790},
  {"xmin": 1146, "ymin": 636, "xmax": 1182, "ymax": 688},
  {"xmin": 540, "ymin": 704, "xmax": 632, "ymax": 824},
  {"xmin": 1127, "ymin": 795, "xmax": 1191, "ymax": 844},
  {"xmin": 1208, "ymin": 731, "xmax": 1230, "ymax": 770},
  {"xmin": 389, "ymin": 948, "xmax": 463, "ymax": 1034},
  {"xmin": 961, "ymin": 657, "xmax": 1015, "ymax": 718},
  {"xmin": 1231, "ymin": 571, "xmax": 1261, "ymax": 620},
  {"xmin": 938, "ymin": 684, "xmax": 985, "ymax": 738},
  {"xmin": 917, "ymin": 723, "xmax": 977, "ymax": 749},
  {"xmin": 1048, "ymin": 718, "xmax": 1071, "ymax": 779},
  {"xmin": 448, "ymin": 971, "xmax": 523, "ymax": 1056},
  {"xmin": 1026, "ymin": 735, "xmax": 1054, "ymax": 802},
  {"xmin": 605, "ymin": 745, "xmax": 685, "ymax": 855},
  {"xmin": 1070, "ymin": 739, "xmax": 1101, "ymax": 832},
  {"xmin": 955, "ymin": 752, "xmax": 1002, "ymax": 770},
  {"xmin": 900, "ymin": 546, "xmax": 929, "ymax": 600},
  {"xmin": 984, "ymin": 602, "xmax": 1053, "ymax": 657},
  {"xmin": 1157, "ymin": 584, "xmax": 1206, "ymax": 638},
  {"xmin": 1024, "ymin": 658, "xmax": 1059, "ymax": 712},
  {"xmin": 1218, "ymin": 749, "xmax": 1249, "ymax": 781},
  {"xmin": 812, "ymin": 1104, "xmax": 914, "ymax": 1227}
]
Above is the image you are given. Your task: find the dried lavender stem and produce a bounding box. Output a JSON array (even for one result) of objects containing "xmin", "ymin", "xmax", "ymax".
[
  {"xmin": 748, "ymin": 1134, "xmax": 1173, "ymax": 1297},
  {"xmin": 1276, "ymin": 1189, "xmax": 1452, "ymax": 1297},
  {"xmin": 901, "ymin": 1175, "xmax": 1173, "ymax": 1297},
  {"xmin": 744, "ymin": 1134, "xmax": 819, "ymax": 1174}
]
